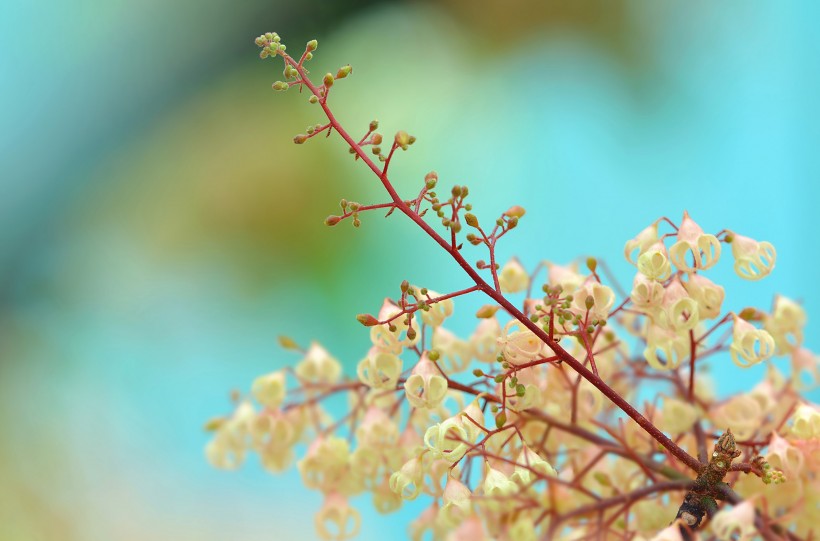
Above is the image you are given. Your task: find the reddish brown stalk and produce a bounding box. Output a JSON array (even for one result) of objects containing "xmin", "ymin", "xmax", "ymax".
[{"xmin": 281, "ymin": 51, "xmax": 702, "ymax": 473}]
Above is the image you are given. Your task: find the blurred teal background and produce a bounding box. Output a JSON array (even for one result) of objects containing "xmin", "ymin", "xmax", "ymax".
[{"xmin": 1, "ymin": 1, "xmax": 819, "ymax": 540}]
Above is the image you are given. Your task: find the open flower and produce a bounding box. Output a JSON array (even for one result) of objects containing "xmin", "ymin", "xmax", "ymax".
[
  {"xmin": 424, "ymin": 416, "xmax": 471, "ymax": 464},
  {"xmin": 499, "ymin": 259, "xmax": 529, "ymax": 294},
  {"xmin": 432, "ymin": 327, "xmax": 472, "ymax": 373},
  {"xmin": 729, "ymin": 232, "xmax": 776, "ymax": 281},
  {"xmin": 389, "ymin": 456, "xmax": 425, "ymax": 501},
  {"xmin": 439, "ymin": 476, "xmax": 472, "ymax": 527},
  {"xmin": 370, "ymin": 299, "xmax": 419, "ymax": 354},
  {"xmin": 498, "ymin": 320, "xmax": 548, "ymax": 365},
  {"xmin": 729, "ymin": 316, "xmax": 775, "ymax": 367},
  {"xmin": 357, "ymin": 348, "xmax": 403, "ymax": 389},
  {"xmin": 656, "ymin": 278, "xmax": 699, "ymax": 333},
  {"xmin": 624, "ymin": 220, "xmax": 660, "ymax": 265},
  {"xmin": 251, "ymin": 370, "xmax": 286, "ymax": 410},
  {"xmin": 710, "ymin": 501, "xmax": 757, "ymax": 541},
  {"xmin": 404, "ymin": 354, "xmax": 449, "ymax": 409},
  {"xmin": 631, "ymin": 274, "xmax": 665, "ymax": 311},
  {"xmin": 669, "ymin": 212, "xmax": 721, "ymax": 271},
  {"xmin": 416, "ymin": 287, "xmax": 454, "ymax": 327},
  {"xmin": 682, "ymin": 273, "xmax": 725, "ymax": 320},
  {"xmin": 637, "ymin": 241, "xmax": 672, "ymax": 281},
  {"xmin": 471, "ymin": 318, "xmax": 502, "ymax": 363},
  {"xmin": 315, "ymin": 492, "xmax": 361, "ymax": 541},
  {"xmin": 764, "ymin": 295, "xmax": 807, "ymax": 354},
  {"xmin": 295, "ymin": 342, "xmax": 342, "ymax": 384},
  {"xmin": 643, "ymin": 324, "xmax": 688, "ymax": 370},
  {"xmin": 571, "ymin": 280, "xmax": 615, "ymax": 323}
]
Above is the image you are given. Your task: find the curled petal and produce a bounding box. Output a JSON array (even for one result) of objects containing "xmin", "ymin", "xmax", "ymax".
[
  {"xmin": 730, "ymin": 233, "xmax": 776, "ymax": 281},
  {"xmin": 730, "ymin": 317, "xmax": 775, "ymax": 367}
]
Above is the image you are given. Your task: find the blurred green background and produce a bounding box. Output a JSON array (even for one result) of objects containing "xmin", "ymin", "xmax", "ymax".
[{"xmin": 1, "ymin": 1, "xmax": 819, "ymax": 540}]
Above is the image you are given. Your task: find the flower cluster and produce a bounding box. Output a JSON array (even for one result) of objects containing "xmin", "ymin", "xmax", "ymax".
[{"xmin": 203, "ymin": 32, "xmax": 820, "ymax": 541}]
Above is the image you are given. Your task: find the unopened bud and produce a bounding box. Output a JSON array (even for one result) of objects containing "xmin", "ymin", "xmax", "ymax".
[
  {"xmin": 371, "ymin": 133, "xmax": 383, "ymax": 145},
  {"xmin": 406, "ymin": 327, "xmax": 417, "ymax": 340},
  {"xmin": 306, "ymin": 39, "xmax": 318, "ymax": 51},
  {"xmin": 427, "ymin": 350, "xmax": 440, "ymax": 361},
  {"xmin": 495, "ymin": 411, "xmax": 507, "ymax": 429},
  {"xmin": 357, "ymin": 314, "xmax": 379, "ymax": 326},
  {"xmin": 586, "ymin": 257, "xmax": 597, "ymax": 272},
  {"xmin": 336, "ymin": 65, "xmax": 352, "ymax": 79},
  {"xmin": 277, "ymin": 335, "xmax": 300, "ymax": 350},
  {"xmin": 395, "ymin": 130, "xmax": 411, "ymax": 148},
  {"xmin": 323, "ymin": 73, "xmax": 334, "ymax": 87},
  {"xmin": 324, "ymin": 215, "xmax": 342, "ymax": 226},
  {"xmin": 272, "ymin": 81, "xmax": 288, "ymax": 91},
  {"xmin": 504, "ymin": 205, "xmax": 526, "ymax": 218},
  {"xmin": 400, "ymin": 280, "xmax": 409, "ymax": 293},
  {"xmin": 293, "ymin": 134, "xmax": 307, "ymax": 144},
  {"xmin": 585, "ymin": 296, "xmax": 595, "ymax": 310},
  {"xmin": 425, "ymin": 171, "xmax": 438, "ymax": 188}
]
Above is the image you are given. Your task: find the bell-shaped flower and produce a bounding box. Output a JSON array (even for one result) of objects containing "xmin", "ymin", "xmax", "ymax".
[
  {"xmin": 439, "ymin": 476, "xmax": 472, "ymax": 528},
  {"xmin": 423, "ymin": 416, "xmax": 471, "ymax": 464},
  {"xmin": 356, "ymin": 407, "xmax": 399, "ymax": 449},
  {"xmin": 630, "ymin": 274, "xmax": 664, "ymax": 312},
  {"xmin": 482, "ymin": 465, "xmax": 517, "ymax": 501},
  {"xmin": 416, "ymin": 287, "xmax": 454, "ymax": 328},
  {"xmin": 571, "ymin": 280, "xmax": 615, "ymax": 323},
  {"xmin": 791, "ymin": 403, "xmax": 820, "ymax": 440},
  {"xmin": 315, "ymin": 492, "xmax": 361, "ymax": 541},
  {"xmin": 729, "ymin": 232, "xmax": 776, "ymax": 281},
  {"xmin": 710, "ymin": 501, "xmax": 757, "ymax": 541},
  {"xmin": 545, "ymin": 261, "xmax": 585, "ymax": 293},
  {"xmin": 637, "ymin": 241, "xmax": 672, "ymax": 281},
  {"xmin": 766, "ymin": 432, "xmax": 803, "ymax": 476},
  {"xmin": 251, "ymin": 370, "xmax": 286, "ymax": 410},
  {"xmin": 710, "ymin": 395, "xmax": 761, "ymax": 441},
  {"xmin": 432, "ymin": 327, "xmax": 472, "ymax": 373},
  {"xmin": 204, "ymin": 400, "xmax": 255, "ymax": 470},
  {"xmin": 658, "ymin": 396, "xmax": 698, "ymax": 434},
  {"xmin": 498, "ymin": 320, "xmax": 549, "ymax": 365},
  {"xmin": 389, "ymin": 456, "xmax": 425, "ymax": 501},
  {"xmin": 657, "ymin": 278, "xmax": 699, "ymax": 333},
  {"xmin": 669, "ymin": 212, "xmax": 721, "ymax": 271},
  {"xmin": 729, "ymin": 316, "xmax": 775, "ymax": 368},
  {"xmin": 471, "ymin": 318, "xmax": 502, "ymax": 363},
  {"xmin": 510, "ymin": 445, "xmax": 557, "ymax": 487},
  {"xmin": 372, "ymin": 477, "xmax": 402, "ymax": 514},
  {"xmin": 791, "ymin": 348, "xmax": 820, "ymax": 392},
  {"xmin": 624, "ymin": 220, "xmax": 660, "ymax": 265},
  {"xmin": 447, "ymin": 517, "xmax": 486, "ymax": 541},
  {"xmin": 648, "ymin": 524, "xmax": 684, "ymax": 541},
  {"xmin": 370, "ymin": 299, "xmax": 419, "ymax": 355},
  {"xmin": 764, "ymin": 295, "xmax": 806, "ymax": 354},
  {"xmin": 404, "ymin": 355, "xmax": 449, "ymax": 409},
  {"xmin": 643, "ymin": 324, "xmax": 688, "ymax": 371},
  {"xmin": 298, "ymin": 436, "xmax": 351, "ymax": 491},
  {"xmin": 682, "ymin": 273, "xmax": 725, "ymax": 320},
  {"xmin": 295, "ymin": 342, "xmax": 342, "ymax": 384},
  {"xmin": 499, "ymin": 259, "xmax": 529, "ymax": 294},
  {"xmin": 506, "ymin": 517, "xmax": 537, "ymax": 541},
  {"xmin": 357, "ymin": 348, "xmax": 403, "ymax": 390}
]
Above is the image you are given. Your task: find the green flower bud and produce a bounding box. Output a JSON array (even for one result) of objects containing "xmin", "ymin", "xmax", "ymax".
[
  {"xmin": 336, "ymin": 65, "xmax": 352, "ymax": 79},
  {"xmin": 464, "ymin": 213, "xmax": 478, "ymax": 227},
  {"xmin": 323, "ymin": 73, "xmax": 334, "ymax": 87},
  {"xmin": 306, "ymin": 39, "xmax": 318, "ymax": 51}
]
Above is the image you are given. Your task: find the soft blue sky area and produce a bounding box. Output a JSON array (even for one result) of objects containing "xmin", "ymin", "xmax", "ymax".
[{"xmin": 1, "ymin": 2, "xmax": 818, "ymax": 540}]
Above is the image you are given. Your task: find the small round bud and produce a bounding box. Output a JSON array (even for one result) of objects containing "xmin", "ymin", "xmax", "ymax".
[
  {"xmin": 323, "ymin": 73, "xmax": 334, "ymax": 87},
  {"xmin": 395, "ymin": 131, "xmax": 411, "ymax": 148},
  {"xmin": 495, "ymin": 411, "xmax": 507, "ymax": 429},
  {"xmin": 336, "ymin": 65, "xmax": 352, "ymax": 79},
  {"xmin": 585, "ymin": 296, "xmax": 595, "ymax": 310},
  {"xmin": 372, "ymin": 146, "xmax": 381, "ymax": 155},
  {"xmin": 472, "ymin": 369, "xmax": 484, "ymax": 377},
  {"xmin": 305, "ymin": 52, "xmax": 313, "ymax": 61},
  {"xmin": 516, "ymin": 384, "xmax": 526, "ymax": 397},
  {"xmin": 324, "ymin": 215, "xmax": 342, "ymax": 226},
  {"xmin": 406, "ymin": 327, "xmax": 417, "ymax": 340},
  {"xmin": 371, "ymin": 133, "xmax": 383, "ymax": 145},
  {"xmin": 504, "ymin": 205, "xmax": 526, "ymax": 218},
  {"xmin": 308, "ymin": 95, "xmax": 318, "ymax": 104},
  {"xmin": 427, "ymin": 350, "xmax": 440, "ymax": 361},
  {"xmin": 425, "ymin": 171, "xmax": 438, "ymax": 188},
  {"xmin": 293, "ymin": 134, "xmax": 307, "ymax": 144},
  {"xmin": 451, "ymin": 186, "xmax": 462, "ymax": 197},
  {"xmin": 306, "ymin": 39, "xmax": 318, "ymax": 51},
  {"xmin": 586, "ymin": 257, "xmax": 598, "ymax": 272},
  {"xmin": 494, "ymin": 374, "xmax": 505, "ymax": 383},
  {"xmin": 272, "ymin": 81, "xmax": 288, "ymax": 91}
]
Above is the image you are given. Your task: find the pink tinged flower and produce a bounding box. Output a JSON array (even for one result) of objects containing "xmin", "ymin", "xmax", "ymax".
[
  {"xmin": 669, "ymin": 212, "xmax": 721, "ymax": 272},
  {"xmin": 571, "ymin": 280, "xmax": 615, "ymax": 322},
  {"xmin": 470, "ymin": 318, "xmax": 502, "ymax": 363},
  {"xmin": 729, "ymin": 232, "xmax": 776, "ymax": 281},
  {"xmin": 498, "ymin": 320, "xmax": 548, "ymax": 365},
  {"xmin": 637, "ymin": 241, "xmax": 672, "ymax": 281},
  {"xmin": 439, "ymin": 476, "xmax": 472, "ymax": 527},
  {"xmin": 357, "ymin": 348, "xmax": 403, "ymax": 390},
  {"xmin": 643, "ymin": 324, "xmax": 688, "ymax": 371},
  {"xmin": 314, "ymin": 492, "xmax": 361, "ymax": 541},
  {"xmin": 404, "ymin": 354, "xmax": 449, "ymax": 409},
  {"xmin": 483, "ymin": 465, "xmax": 517, "ymax": 499},
  {"xmin": 791, "ymin": 348, "xmax": 820, "ymax": 391},
  {"xmin": 791, "ymin": 403, "xmax": 820, "ymax": 440},
  {"xmin": 251, "ymin": 370, "xmax": 286, "ymax": 410},
  {"xmin": 648, "ymin": 524, "xmax": 684, "ymax": 541},
  {"xmin": 631, "ymin": 274, "xmax": 665, "ymax": 311},
  {"xmin": 389, "ymin": 456, "xmax": 425, "ymax": 501},
  {"xmin": 766, "ymin": 432, "xmax": 804, "ymax": 476},
  {"xmin": 624, "ymin": 220, "xmax": 661, "ymax": 265},
  {"xmin": 729, "ymin": 316, "xmax": 775, "ymax": 368},
  {"xmin": 710, "ymin": 501, "xmax": 757, "ymax": 541},
  {"xmin": 682, "ymin": 273, "xmax": 725, "ymax": 320},
  {"xmin": 423, "ymin": 417, "xmax": 471, "ymax": 464},
  {"xmin": 356, "ymin": 407, "xmax": 399, "ymax": 448},
  {"xmin": 416, "ymin": 287, "xmax": 454, "ymax": 327},
  {"xmin": 545, "ymin": 261, "xmax": 585, "ymax": 293},
  {"xmin": 370, "ymin": 299, "xmax": 418, "ymax": 354},
  {"xmin": 658, "ymin": 277, "xmax": 699, "ymax": 332},
  {"xmin": 510, "ymin": 445, "xmax": 557, "ymax": 486},
  {"xmin": 432, "ymin": 326, "xmax": 472, "ymax": 373},
  {"xmin": 295, "ymin": 342, "xmax": 342, "ymax": 384},
  {"xmin": 765, "ymin": 295, "xmax": 807, "ymax": 354},
  {"xmin": 499, "ymin": 258, "xmax": 530, "ymax": 294},
  {"xmin": 447, "ymin": 517, "xmax": 486, "ymax": 541}
]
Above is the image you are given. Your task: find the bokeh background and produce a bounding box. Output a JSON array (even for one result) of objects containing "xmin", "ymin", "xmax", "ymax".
[{"xmin": 2, "ymin": 1, "xmax": 819, "ymax": 540}]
